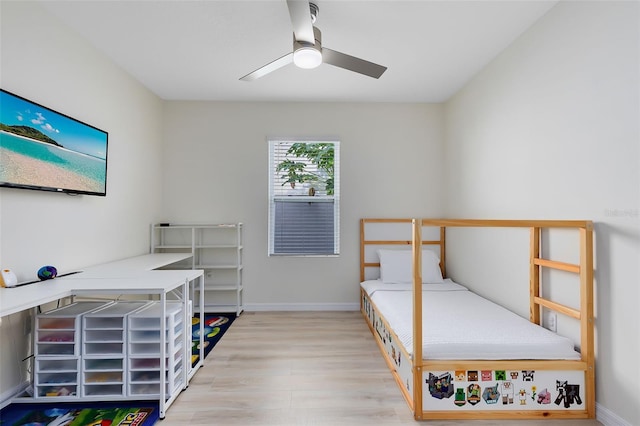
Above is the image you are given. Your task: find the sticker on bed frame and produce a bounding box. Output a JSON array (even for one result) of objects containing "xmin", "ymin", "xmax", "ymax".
[
  {"xmin": 391, "ymin": 346, "xmax": 401, "ymax": 367},
  {"xmin": 555, "ymin": 380, "xmax": 582, "ymax": 408},
  {"xmin": 427, "ymin": 372, "xmax": 454, "ymax": 399},
  {"xmin": 518, "ymin": 388, "xmax": 529, "ymax": 405},
  {"xmin": 536, "ymin": 387, "xmax": 552, "ymax": 404},
  {"xmin": 500, "ymin": 381, "xmax": 514, "ymax": 404},
  {"xmin": 467, "ymin": 384, "xmax": 481, "ymax": 405},
  {"xmin": 424, "ymin": 370, "xmax": 585, "ymax": 411},
  {"xmin": 482, "ymin": 384, "xmax": 500, "ymax": 404},
  {"xmin": 522, "ymin": 370, "xmax": 535, "ymax": 381}
]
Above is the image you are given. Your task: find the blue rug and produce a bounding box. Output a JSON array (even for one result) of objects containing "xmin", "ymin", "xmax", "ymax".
[
  {"xmin": 191, "ymin": 313, "xmax": 235, "ymax": 366},
  {"xmin": 0, "ymin": 400, "xmax": 159, "ymax": 426}
]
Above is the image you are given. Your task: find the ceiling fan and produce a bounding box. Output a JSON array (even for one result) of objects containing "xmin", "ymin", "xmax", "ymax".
[{"xmin": 239, "ymin": 0, "xmax": 387, "ymax": 81}]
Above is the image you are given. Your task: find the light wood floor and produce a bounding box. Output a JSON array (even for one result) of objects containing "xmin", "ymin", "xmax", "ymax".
[{"xmin": 160, "ymin": 311, "xmax": 602, "ymax": 425}]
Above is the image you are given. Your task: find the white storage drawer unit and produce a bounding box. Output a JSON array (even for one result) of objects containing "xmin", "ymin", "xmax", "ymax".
[
  {"xmin": 81, "ymin": 301, "xmax": 149, "ymax": 397},
  {"xmin": 127, "ymin": 301, "xmax": 185, "ymax": 398},
  {"xmin": 34, "ymin": 301, "xmax": 109, "ymax": 398}
]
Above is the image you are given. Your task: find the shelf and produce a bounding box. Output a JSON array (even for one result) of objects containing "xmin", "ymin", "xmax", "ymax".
[
  {"xmin": 201, "ymin": 285, "xmax": 241, "ymax": 291},
  {"xmin": 196, "ymin": 264, "xmax": 241, "ymax": 269},
  {"xmin": 151, "ymin": 223, "xmax": 243, "ymax": 316},
  {"xmin": 154, "ymin": 245, "xmax": 192, "ymax": 249}
]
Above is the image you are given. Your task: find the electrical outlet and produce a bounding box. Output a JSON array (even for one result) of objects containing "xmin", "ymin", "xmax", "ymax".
[{"xmin": 545, "ymin": 312, "xmax": 557, "ymax": 333}]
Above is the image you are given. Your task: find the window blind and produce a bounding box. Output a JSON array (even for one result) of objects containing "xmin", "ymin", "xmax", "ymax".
[{"xmin": 268, "ymin": 140, "xmax": 340, "ymax": 256}]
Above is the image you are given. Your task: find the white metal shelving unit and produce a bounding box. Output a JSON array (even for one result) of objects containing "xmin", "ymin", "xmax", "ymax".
[{"xmin": 151, "ymin": 223, "xmax": 243, "ymax": 315}]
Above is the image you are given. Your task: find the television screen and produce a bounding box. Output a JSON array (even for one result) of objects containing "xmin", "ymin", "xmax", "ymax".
[{"xmin": 0, "ymin": 89, "xmax": 108, "ymax": 196}]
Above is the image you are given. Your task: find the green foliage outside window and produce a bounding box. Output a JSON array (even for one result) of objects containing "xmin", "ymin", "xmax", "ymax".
[{"xmin": 275, "ymin": 142, "xmax": 335, "ymax": 195}]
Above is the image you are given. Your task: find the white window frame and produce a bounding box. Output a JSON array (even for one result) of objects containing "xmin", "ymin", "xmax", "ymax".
[{"xmin": 268, "ymin": 139, "xmax": 340, "ymax": 256}]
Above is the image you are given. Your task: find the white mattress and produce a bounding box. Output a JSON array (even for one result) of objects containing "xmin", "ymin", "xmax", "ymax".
[{"xmin": 361, "ymin": 279, "xmax": 581, "ymax": 360}]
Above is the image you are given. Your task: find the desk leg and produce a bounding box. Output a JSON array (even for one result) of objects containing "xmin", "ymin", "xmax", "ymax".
[
  {"xmin": 159, "ymin": 291, "xmax": 167, "ymax": 419},
  {"xmin": 183, "ymin": 278, "xmax": 189, "ymax": 390},
  {"xmin": 199, "ymin": 275, "xmax": 204, "ymax": 365}
]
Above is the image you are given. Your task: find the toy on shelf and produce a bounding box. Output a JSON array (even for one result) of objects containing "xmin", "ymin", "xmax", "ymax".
[
  {"xmin": 37, "ymin": 265, "xmax": 58, "ymax": 281},
  {"xmin": 0, "ymin": 268, "xmax": 18, "ymax": 287}
]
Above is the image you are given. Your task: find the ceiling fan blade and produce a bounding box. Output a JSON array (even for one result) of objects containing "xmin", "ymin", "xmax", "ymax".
[
  {"xmin": 322, "ymin": 48, "xmax": 387, "ymax": 79},
  {"xmin": 239, "ymin": 52, "xmax": 294, "ymax": 81},
  {"xmin": 286, "ymin": 0, "xmax": 315, "ymax": 44}
]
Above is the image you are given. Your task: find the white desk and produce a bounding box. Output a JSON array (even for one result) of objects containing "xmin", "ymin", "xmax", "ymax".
[
  {"xmin": 0, "ymin": 253, "xmax": 194, "ymax": 317},
  {"xmin": 0, "ymin": 253, "xmax": 204, "ymax": 418}
]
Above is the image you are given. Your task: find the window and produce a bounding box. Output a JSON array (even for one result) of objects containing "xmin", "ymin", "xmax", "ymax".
[{"xmin": 268, "ymin": 140, "xmax": 340, "ymax": 256}]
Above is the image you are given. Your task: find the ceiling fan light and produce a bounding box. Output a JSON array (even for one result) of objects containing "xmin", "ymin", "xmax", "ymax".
[{"xmin": 293, "ymin": 46, "xmax": 322, "ymax": 69}]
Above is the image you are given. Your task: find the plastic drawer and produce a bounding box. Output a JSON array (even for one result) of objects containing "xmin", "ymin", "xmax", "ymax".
[
  {"xmin": 84, "ymin": 358, "xmax": 124, "ymax": 371},
  {"xmin": 36, "ymin": 358, "xmax": 79, "ymax": 372}
]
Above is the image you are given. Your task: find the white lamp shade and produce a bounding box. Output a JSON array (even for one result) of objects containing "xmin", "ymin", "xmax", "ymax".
[{"xmin": 293, "ymin": 47, "xmax": 322, "ymax": 69}]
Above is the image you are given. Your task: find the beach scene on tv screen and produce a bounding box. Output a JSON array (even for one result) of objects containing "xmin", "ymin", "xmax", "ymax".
[{"xmin": 0, "ymin": 90, "xmax": 107, "ymax": 194}]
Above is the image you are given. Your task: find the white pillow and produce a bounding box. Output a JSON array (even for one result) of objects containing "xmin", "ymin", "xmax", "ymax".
[{"xmin": 377, "ymin": 249, "xmax": 444, "ymax": 284}]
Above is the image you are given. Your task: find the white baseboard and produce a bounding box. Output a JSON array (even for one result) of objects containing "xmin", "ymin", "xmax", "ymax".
[
  {"xmin": 245, "ymin": 302, "xmax": 359, "ymax": 312},
  {"xmin": 0, "ymin": 380, "xmax": 29, "ymax": 410},
  {"xmin": 597, "ymin": 402, "xmax": 633, "ymax": 426}
]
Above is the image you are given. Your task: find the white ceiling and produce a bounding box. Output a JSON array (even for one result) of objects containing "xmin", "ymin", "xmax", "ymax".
[{"xmin": 38, "ymin": 0, "xmax": 558, "ymax": 103}]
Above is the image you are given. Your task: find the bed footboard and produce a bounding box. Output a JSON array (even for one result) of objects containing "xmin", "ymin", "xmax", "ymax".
[{"xmin": 361, "ymin": 289, "xmax": 590, "ymax": 420}]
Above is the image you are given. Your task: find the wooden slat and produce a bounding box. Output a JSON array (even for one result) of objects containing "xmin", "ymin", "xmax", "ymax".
[
  {"xmin": 364, "ymin": 240, "xmax": 411, "ymax": 245},
  {"xmin": 420, "ymin": 410, "xmax": 592, "ymax": 420},
  {"xmin": 422, "ymin": 359, "xmax": 588, "ymax": 371},
  {"xmin": 581, "ymin": 224, "xmax": 596, "ymax": 417},
  {"xmin": 411, "ymin": 219, "xmax": 423, "ymax": 419},
  {"xmin": 419, "ymin": 218, "xmax": 592, "ymax": 228},
  {"xmin": 363, "ymin": 217, "xmax": 592, "ymax": 229},
  {"xmin": 530, "ymin": 227, "xmax": 541, "ymax": 324},
  {"xmin": 363, "ymin": 239, "xmax": 440, "ymax": 246},
  {"xmin": 533, "ymin": 258, "xmax": 580, "ymax": 273},
  {"xmin": 361, "ymin": 218, "xmax": 412, "ymax": 224},
  {"xmin": 533, "ymin": 296, "xmax": 581, "ymax": 319},
  {"xmin": 360, "ymin": 219, "xmax": 365, "ymax": 282},
  {"xmin": 439, "ymin": 226, "xmax": 446, "ymax": 278}
]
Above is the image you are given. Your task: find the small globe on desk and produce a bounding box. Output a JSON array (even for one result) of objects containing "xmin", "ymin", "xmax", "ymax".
[{"xmin": 37, "ymin": 265, "xmax": 57, "ymax": 281}]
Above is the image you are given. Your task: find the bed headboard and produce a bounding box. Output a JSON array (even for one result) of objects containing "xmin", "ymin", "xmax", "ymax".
[{"xmin": 360, "ymin": 218, "xmax": 446, "ymax": 282}]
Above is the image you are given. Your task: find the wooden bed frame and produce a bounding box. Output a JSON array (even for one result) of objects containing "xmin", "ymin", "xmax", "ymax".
[{"xmin": 359, "ymin": 218, "xmax": 595, "ymax": 420}]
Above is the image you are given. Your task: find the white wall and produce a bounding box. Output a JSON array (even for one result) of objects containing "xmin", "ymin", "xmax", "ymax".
[
  {"xmin": 161, "ymin": 102, "xmax": 445, "ymax": 308},
  {"xmin": 444, "ymin": 2, "xmax": 639, "ymax": 425},
  {"xmin": 0, "ymin": 2, "xmax": 164, "ymax": 398}
]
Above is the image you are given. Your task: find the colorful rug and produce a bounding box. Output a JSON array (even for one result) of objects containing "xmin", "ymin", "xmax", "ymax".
[
  {"xmin": 191, "ymin": 313, "xmax": 235, "ymax": 366},
  {"xmin": 0, "ymin": 400, "xmax": 158, "ymax": 426}
]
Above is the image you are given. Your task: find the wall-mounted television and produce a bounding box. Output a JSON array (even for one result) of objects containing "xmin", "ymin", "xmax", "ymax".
[{"xmin": 0, "ymin": 89, "xmax": 108, "ymax": 196}]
